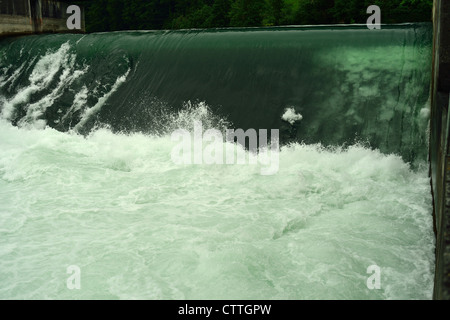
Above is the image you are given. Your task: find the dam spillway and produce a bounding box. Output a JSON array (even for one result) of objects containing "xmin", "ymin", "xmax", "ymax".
[{"xmin": 0, "ymin": 20, "xmax": 441, "ymax": 299}]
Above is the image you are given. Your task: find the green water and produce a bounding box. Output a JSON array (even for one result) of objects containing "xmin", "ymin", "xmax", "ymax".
[{"xmin": 0, "ymin": 24, "xmax": 435, "ymax": 299}]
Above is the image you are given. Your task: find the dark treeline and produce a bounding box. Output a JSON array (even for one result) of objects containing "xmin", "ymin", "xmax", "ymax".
[{"xmin": 73, "ymin": 0, "xmax": 433, "ymax": 32}]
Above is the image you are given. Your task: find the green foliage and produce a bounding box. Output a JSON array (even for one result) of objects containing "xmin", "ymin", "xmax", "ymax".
[
  {"xmin": 229, "ymin": 0, "xmax": 266, "ymax": 27},
  {"xmin": 210, "ymin": 0, "xmax": 231, "ymax": 27},
  {"xmin": 262, "ymin": 0, "xmax": 285, "ymax": 26},
  {"xmin": 81, "ymin": 0, "xmax": 433, "ymax": 32}
]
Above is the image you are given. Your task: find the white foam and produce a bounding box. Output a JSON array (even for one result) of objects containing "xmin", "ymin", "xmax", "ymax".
[
  {"xmin": 18, "ymin": 55, "xmax": 87, "ymax": 128},
  {"xmin": 1, "ymin": 42, "xmax": 73, "ymax": 121},
  {"xmin": 60, "ymin": 85, "xmax": 89, "ymax": 126},
  {"xmin": 420, "ymin": 107, "xmax": 430, "ymax": 119},
  {"xmin": 0, "ymin": 118, "xmax": 434, "ymax": 299},
  {"xmin": 282, "ymin": 107, "xmax": 303, "ymax": 125},
  {"xmin": 0, "ymin": 62, "xmax": 26, "ymax": 91},
  {"xmin": 73, "ymin": 69, "xmax": 130, "ymax": 132}
]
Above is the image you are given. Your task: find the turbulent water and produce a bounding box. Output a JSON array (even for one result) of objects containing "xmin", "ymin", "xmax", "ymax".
[{"xmin": 0, "ymin": 24, "xmax": 435, "ymax": 299}]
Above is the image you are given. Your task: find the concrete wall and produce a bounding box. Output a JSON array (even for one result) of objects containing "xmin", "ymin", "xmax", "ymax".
[
  {"xmin": 0, "ymin": 14, "xmax": 33, "ymax": 35},
  {"xmin": 0, "ymin": 0, "xmax": 30, "ymax": 16},
  {"xmin": 0, "ymin": 0, "xmax": 85, "ymax": 37},
  {"xmin": 430, "ymin": 0, "xmax": 450, "ymax": 300},
  {"xmin": 41, "ymin": 16, "xmax": 71, "ymax": 33}
]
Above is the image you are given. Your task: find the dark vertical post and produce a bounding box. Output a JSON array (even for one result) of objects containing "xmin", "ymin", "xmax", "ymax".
[
  {"xmin": 29, "ymin": 0, "xmax": 41, "ymax": 32},
  {"xmin": 431, "ymin": 0, "xmax": 450, "ymax": 300}
]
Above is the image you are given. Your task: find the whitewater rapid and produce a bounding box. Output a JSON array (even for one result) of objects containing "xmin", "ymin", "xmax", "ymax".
[{"xmin": 0, "ymin": 116, "xmax": 434, "ymax": 299}]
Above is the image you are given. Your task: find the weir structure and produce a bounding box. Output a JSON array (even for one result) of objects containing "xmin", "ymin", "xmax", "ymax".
[
  {"xmin": 0, "ymin": 0, "xmax": 85, "ymax": 37},
  {"xmin": 430, "ymin": 0, "xmax": 450, "ymax": 300},
  {"xmin": 0, "ymin": 0, "xmax": 448, "ymax": 300}
]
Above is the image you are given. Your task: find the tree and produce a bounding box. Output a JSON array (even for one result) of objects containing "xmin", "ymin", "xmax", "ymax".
[
  {"xmin": 295, "ymin": 0, "xmax": 335, "ymax": 25},
  {"xmin": 329, "ymin": 0, "xmax": 367, "ymax": 24},
  {"xmin": 85, "ymin": 0, "xmax": 109, "ymax": 32},
  {"xmin": 171, "ymin": 4, "xmax": 215, "ymax": 29},
  {"xmin": 210, "ymin": 0, "xmax": 231, "ymax": 27},
  {"xmin": 229, "ymin": 0, "xmax": 266, "ymax": 27},
  {"xmin": 81, "ymin": 0, "xmax": 434, "ymax": 32},
  {"xmin": 269, "ymin": 0, "xmax": 284, "ymax": 25},
  {"xmin": 106, "ymin": 0, "xmax": 124, "ymax": 30}
]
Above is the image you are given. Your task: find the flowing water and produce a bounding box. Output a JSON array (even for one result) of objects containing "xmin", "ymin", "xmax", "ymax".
[{"xmin": 0, "ymin": 24, "xmax": 435, "ymax": 299}]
